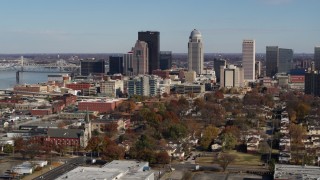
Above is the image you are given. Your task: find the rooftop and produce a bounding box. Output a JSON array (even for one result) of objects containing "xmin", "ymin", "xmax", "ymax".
[
  {"xmin": 274, "ymin": 164, "xmax": 320, "ymax": 180},
  {"xmin": 56, "ymin": 160, "xmax": 153, "ymax": 180}
]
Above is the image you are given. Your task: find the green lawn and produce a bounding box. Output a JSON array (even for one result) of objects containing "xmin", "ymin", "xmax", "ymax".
[{"xmin": 196, "ymin": 150, "xmax": 262, "ymax": 166}]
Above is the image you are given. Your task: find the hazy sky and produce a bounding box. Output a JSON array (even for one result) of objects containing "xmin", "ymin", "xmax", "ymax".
[{"xmin": 0, "ymin": 0, "xmax": 319, "ymax": 53}]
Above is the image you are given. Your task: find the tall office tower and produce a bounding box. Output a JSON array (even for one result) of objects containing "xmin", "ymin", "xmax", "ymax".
[
  {"xmin": 242, "ymin": 40, "xmax": 255, "ymax": 81},
  {"xmin": 220, "ymin": 64, "xmax": 244, "ymax": 88},
  {"xmin": 266, "ymin": 46, "xmax": 279, "ymax": 77},
  {"xmin": 132, "ymin": 40, "xmax": 149, "ymax": 75},
  {"xmin": 305, "ymin": 72, "xmax": 320, "ymax": 96},
  {"xmin": 123, "ymin": 52, "xmax": 133, "ymax": 76},
  {"xmin": 80, "ymin": 59, "xmax": 105, "ymax": 76},
  {"xmin": 159, "ymin": 51, "xmax": 172, "ymax": 70},
  {"xmin": 108, "ymin": 55, "xmax": 123, "ymax": 75},
  {"xmin": 255, "ymin": 61, "xmax": 261, "ymax": 78},
  {"xmin": 214, "ymin": 59, "xmax": 226, "ymax": 83},
  {"xmin": 278, "ymin": 48, "xmax": 293, "ymax": 73},
  {"xmin": 138, "ymin": 31, "xmax": 160, "ymax": 74},
  {"xmin": 314, "ymin": 46, "xmax": 320, "ymax": 70},
  {"xmin": 188, "ymin": 29, "xmax": 204, "ymax": 75}
]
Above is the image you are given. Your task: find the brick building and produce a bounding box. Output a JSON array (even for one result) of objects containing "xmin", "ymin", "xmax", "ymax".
[
  {"xmin": 52, "ymin": 94, "xmax": 77, "ymax": 106},
  {"xmin": 45, "ymin": 128, "xmax": 86, "ymax": 147},
  {"xmin": 78, "ymin": 99, "xmax": 123, "ymax": 113},
  {"xmin": 31, "ymin": 107, "xmax": 52, "ymax": 117},
  {"xmin": 152, "ymin": 69, "xmax": 170, "ymax": 79},
  {"xmin": 66, "ymin": 83, "xmax": 91, "ymax": 91},
  {"xmin": 14, "ymin": 84, "xmax": 47, "ymax": 93}
]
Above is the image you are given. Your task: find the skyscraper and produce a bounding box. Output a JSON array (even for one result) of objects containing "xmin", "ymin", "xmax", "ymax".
[
  {"xmin": 123, "ymin": 52, "xmax": 133, "ymax": 76},
  {"xmin": 138, "ymin": 31, "xmax": 160, "ymax": 74},
  {"xmin": 80, "ymin": 59, "xmax": 105, "ymax": 76},
  {"xmin": 108, "ymin": 55, "xmax": 123, "ymax": 75},
  {"xmin": 314, "ymin": 46, "xmax": 320, "ymax": 71},
  {"xmin": 213, "ymin": 59, "xmax": 226, "ymax": 83},
  {"xmin": 159, "ymin": 51, "xmax": 172, "ymax": 70},
  {"xmin": 242, "ymin": 40, "xmax": 255, "ymax": 81},
  {"xmin": 188, "ymin": 29, "xmax": 204, "ymax": 75},
  {"xmin": 305, "ymin": 72, "xmax": 320, "ymax": 96},
  {"xmin": 132, "ymin": 40, "xmax": 148, "ymax": 75},
  {"xmin": 278, "ymin": 48, "xmax": 293, "ymax": 73},
  {"xmin": 266, "ymin": 46, "xmax": 279, "ymax": 78}
]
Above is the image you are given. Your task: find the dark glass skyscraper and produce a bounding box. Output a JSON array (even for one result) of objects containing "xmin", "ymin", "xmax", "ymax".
[
  {"xmin": 266, "ymin": 46, "xmax": 279, "ymax": 77},
  {"xmin": 305, "ymin": 72, "xmax": 320, "ymax": 96},
  {"xmin": 109, "ymin": 56, "xmax": 124, "ymax": 75},
  {"xmin": 159, "ymin": 51, "xmax": 172, "ymax": 70},
  {"xmin": 213, "ymin": 59, "xmax": 226, "ymax": 83},
  {"xmin": 138, "ymin": 31, "xmax": 160, "ymax": 74},
  {"xmin": 80, "ymin": 59, "xmax": 105, "ymax": 76},
  {"xmin": 278, "ymin": 48, "xmax": 293, "ymax": 73}
]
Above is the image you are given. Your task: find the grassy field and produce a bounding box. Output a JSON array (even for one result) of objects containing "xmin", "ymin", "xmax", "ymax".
[{"xmin": 196, "ymin": 150, "xmax": 262, "ymax": 166}]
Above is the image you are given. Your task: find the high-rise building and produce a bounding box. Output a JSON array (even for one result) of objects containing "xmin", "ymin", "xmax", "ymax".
[
  {"xmin": 100, "ymin": 80, "xmax": 124, "ymax": 97},
  {"xmin": 278, "ymin": 48, "xmax": 293, "ymax": 73},
  {"xmin": 242, "ymin": 40, "xmax": 255, "ymax": 81},
  {"xmin": 127, "ymin": 75, "xmax": 160, "ymax": 97},
  {"xmin": 314, "ymin": 46, "xmax": 320, "ymax": 70},
  {"xmin": 138, "ymin": 31, "xmax": 160, "ymax": 74},
  {"xmin": 109, "ymin": 55, "xmax": 123, "ymax": 75},
  {"xmin": 305, "ymin": 72, "xmax": 320, "ymax": 96},
  {"xmin": 220, "ymin": 64, "xmax": 244, "ymax": 88},
  {"xmin": 188, "ymin": 29, "xmax": 204, "ymax": 75},
  {"xmin": 214, "ymin": 59, "xmax": 226, "ymax": 83},
  {"xmin": 132, "ymin": 40, "xmax": 149, "ymax": 75},
  {"xmin": 255, "ymin": 61, "xmax": 261, "ymax": 78},
  {"xmin": 266, "ymin": 46, "xmax": 279, "ymax": 78},
  {"xmin": 80, "ymin": 59, "xmax": 105, "ymax": 76},
  {"xmin": 123, "ymin": 52, "xmax": 133, "ymax": 76},
  {"xmin": 159, "ymin": 51, "xmax": 172, "ymax": 70}
]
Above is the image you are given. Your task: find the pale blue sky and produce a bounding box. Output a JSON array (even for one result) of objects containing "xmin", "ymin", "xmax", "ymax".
[{"xmin": 0, "ymin": 0, "xmax": 319, "ymax": 53}]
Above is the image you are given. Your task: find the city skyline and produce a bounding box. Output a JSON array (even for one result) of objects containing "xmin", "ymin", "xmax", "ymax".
[{"xmin": 0, "ymin": 0, "xmax": 319, "ymax": 54}]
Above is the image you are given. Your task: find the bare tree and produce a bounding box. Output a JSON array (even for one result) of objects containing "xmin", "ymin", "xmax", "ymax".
[{"xmin": 215, "ymin": 152, "xmax": 237, "ymax": 172}]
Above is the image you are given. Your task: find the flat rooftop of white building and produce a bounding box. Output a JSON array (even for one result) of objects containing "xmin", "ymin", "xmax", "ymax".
[
  {"xmin": 55, "ymin": 160, "xmax": 153, "ymax": 180},
  {"xmin": 274, "ymin": 164, "xmax": 320, "ymax": 180}
]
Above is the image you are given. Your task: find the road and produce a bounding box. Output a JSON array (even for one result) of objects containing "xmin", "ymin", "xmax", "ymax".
[
  {"xmin": 172, "ymin": 163, "xmax": 270, "ymax": 174},
  {"xmin": 33, "ymin": 156, "xmax": 86, "ymax": 180}
]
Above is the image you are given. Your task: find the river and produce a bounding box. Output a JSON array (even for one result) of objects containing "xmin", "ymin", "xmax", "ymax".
[{"xmin": 0, "ymin": 71, "xmax": 66, "ymax": 89}]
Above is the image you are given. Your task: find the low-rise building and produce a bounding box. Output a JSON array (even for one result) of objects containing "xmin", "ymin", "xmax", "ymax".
[
  {"xmin": 56, "ymin": 160, "xmax": 154, "ymax": 180},
  {"xmin": 31, "ymin": 106, "xmax": 52, "ymax": 117},
  {"xmin": 274, "ymin": 164, "xmax": 320, "ymax": 180},
  {"xmin": 174, "ymin": 83, "xmax": 205, "ymax": 94},
  {"xmin": 14, "ymin": 84, "xmax": 47, "ymax": 93},
  {"xmin": 45, "ymin": 128, "xmax": 88, "ymax": 148},
  {"xmin": 78, "ymin": 99, "xmax": 123, "ymax": 113}
]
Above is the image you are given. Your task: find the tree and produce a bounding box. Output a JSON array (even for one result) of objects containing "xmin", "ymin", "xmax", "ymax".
[
  {"xmin": 214, "ymin": 91, "xmax": 224, "ymax": 99},
  {"xmin": 13, "ymin": 137, "xmax": 24, "ymax": 152},
  {"xmin": 258, "ymin": 141, "xmax": 271, "ymax": 154},
  {"xmin": 289, "ymin": 124, "xmax": 307, "ymax": 145},
  {"xmin": 3, "ymin": 144, "xmax": 13, "ymax": 153},
  {"xmin": 163, "ymin": 123, "xmax": 188, "ymax": 140},
  {"xmin": 104, "ymin": 122, "xmax": 118, "ymax": 137},
  {"xmin": 215, "ymin": 153, "xmax": 237, "ymax": 172},
  {"xmin": 200, "ymin": 125, "xmax": 219, "ymax": 150},
  {"xmin": 200, "ymin": 103, "xmax": 226, "ymax": 126},
  {"xmin": 295, "ymin": 102, "xmax": 311, "ymax": 120},
  {"xmin": 156, "ymin": 151, "xmax": 170, "ymax": 164},
  {"xmin": 58, "ymin": 121, "xmax": 66, "ymax": 128},
  {"xmin": 101, "ymin": 144, "xmax": 125, "ymax": 161},
  {"xmin": 223, "ymin": 126, "xmax": 240, "ymax": 140},
  {"xmin": 221, "ymin": 133, "xmax": 237, "ymax": 151}
]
